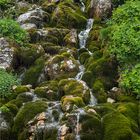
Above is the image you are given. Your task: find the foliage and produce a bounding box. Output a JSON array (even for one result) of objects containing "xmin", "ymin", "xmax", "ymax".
[
  {"xmin": 0, "ymin": 19, "xmax": 28, "ymax": 45},
  {"xmin": 0, "ymin": 69, "xmax": 20, "ymax": 98},
  {"xmin": 110, "ymin": 0, "xmax": 140, "ymax": 25},
  {"xmin": 0, "ymin": 0, "xmax": 11, "ymax": 10},
  {"xmin": 120, "ymin": 64, "xmax": 140, "ymax": 95},
  {"xmin": 109, "ymin": 22, "xmax": 140, "ymax": 64}
]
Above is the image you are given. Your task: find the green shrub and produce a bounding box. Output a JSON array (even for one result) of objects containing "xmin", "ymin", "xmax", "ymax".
[
  {"xmin": 0, "ymin": 69, "xmax": 20, "ymax": 98},
  {"xmin": 109, "ymin": 22, "xmax": 140, "ymax": 65},
  {"xmin": 0, "ymin": 0, "xmax": 11, "ymax": 10},
  {"xmin": 0, "ymin": 19, "xmax": 28, "ymax": 45},
  {"xmin": 110, "ymin": 0, "xmax": 140, "ymax": 25},
  {"xmin": 120, "ymin": 64, "xmax": 140, "ymax": 96}
]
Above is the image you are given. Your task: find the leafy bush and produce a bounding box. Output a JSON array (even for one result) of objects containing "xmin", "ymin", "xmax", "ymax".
[
  {"xmin": 0, "ymin": 0, "xmax": 11, "ymax": 10},
  {"xmin": 0, "ymin": 69, "xmax": 20, "ymax": 98},
  {"xmin": 103, "ymin": 1, "xmax": 140, "ymax": 65},
  {"xmin": 0, "ymin": 19, "xmax": 28, "ymax": 45},
  {"xmin": 110, "ymin": 0, "xmax": 140, "ymax": 25},
  {"xmin": 109, "ymin": 22, "xmax": 140, "ymax": 64},
  {"xmin": 120, "ymin": 64, "xmax": 140, "ymax": 96}
]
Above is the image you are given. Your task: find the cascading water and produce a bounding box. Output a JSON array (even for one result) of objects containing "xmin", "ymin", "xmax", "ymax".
[{"xmin": 73, "ymin": 1, "xmax": 97, "ymax": 140}]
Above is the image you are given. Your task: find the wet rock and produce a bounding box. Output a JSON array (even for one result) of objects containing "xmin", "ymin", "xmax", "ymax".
[
  {"xmin": 12, "ymin": 100, "xmax": 47, "ymax": 137},
  {"xmin": 0, "ymin": 38, "xmax": 14, "ymax": 69},
  {"xmin": 107, "ymin": 98, "xmax": 115, "ymax": 103},
  {"xmin": 16, "ymin": 1, "xmax": 31, "ymax": 13},
  {"xmin": 17, "ymin": 7, "xmax": 45, "ymax": 27},
  {"xmin": 21, "ymin": 23, "xmax": 37, "ymax": 30},
  {"xmin": 88, "ymin": 0, "xmax": 112, "ymax": 20},
  {"xmin": 64, "ymin": 29, "xmax": 78, "ymax": 47},
  {"xmin": 30, "ymin": 28, "xmax": 70, "ymax": 44},
  {"xmin": 0, "ymin": 112, "xmax": 11, "ymax": 140},
  {"xmin": 44, "ymin": 53, "xmax": 79, "ymax": 80}
]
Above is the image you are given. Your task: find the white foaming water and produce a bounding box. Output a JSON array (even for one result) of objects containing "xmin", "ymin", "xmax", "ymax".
[
  {"xmin": 80, "ymin": 0, "xmax": 85, "ymax": 12},
  {"xmin": 78, "ymin": 19, "xmax": 94, "ymax": 49},
  {"xmin": 89, "ymin": 89, "xmax": 97, "ymax": 106},
  {"xmin": 75, "ymin": 64, "xmax": 85, "ymax": 80}
]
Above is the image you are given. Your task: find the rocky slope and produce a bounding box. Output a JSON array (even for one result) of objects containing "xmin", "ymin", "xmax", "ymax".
[{"xmin": 0, "ymin": 0, "xmax": 140, "ymax": 140}]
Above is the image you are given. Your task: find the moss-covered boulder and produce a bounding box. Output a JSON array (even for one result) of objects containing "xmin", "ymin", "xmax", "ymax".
[
  {"xmin": 12, "ymin": 100, "xmax": 47, "ymax": 138},
  {"xmin": 22, "ymin": 56, "xmax": 48, "ymax": 87},
  {"xmin": 103, "ymin": 111, "xmax": 134, "ymax": 140},
  {"xmin": 34, "ymin": 80, "xmax": 60, "ymax": 100},
  {"xmin": 30, "ymin": 28, "xmax": 70, "ymax": 45},
  {"xmin": 61, "ymin": 96, "xmax": 85, "ymax": 112},
  {"xmin": 44, "ymin": 52, "xmax": 79, "ymax": 80},
  {"xmin": 80, "ymin": 111, "xmax": 102, "ymax": 140},
  {"xmin": 15, "ymin": 44, "xmax": 45, "ymax": 67},
  {"xmin": 59, "ymin": 79, "xmax": 90, "ymax": 104},
  {"xmin": 51, "ymin": 1, "xmax": 87, "ymax": 28}
]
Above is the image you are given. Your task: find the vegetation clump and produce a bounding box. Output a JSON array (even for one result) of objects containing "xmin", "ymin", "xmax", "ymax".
[
  {"xmin": 0, "ymin": 69, "xmax": 20, "ymax": 99},
  {"xmin": 0, "ymin": 19, "xmax": 28, "ymax": 45}
]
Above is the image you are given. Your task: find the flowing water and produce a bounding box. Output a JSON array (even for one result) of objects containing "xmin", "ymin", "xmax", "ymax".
[{"xmin": 74, "ymin": 2, "xmax": 97, "ymax": 140}]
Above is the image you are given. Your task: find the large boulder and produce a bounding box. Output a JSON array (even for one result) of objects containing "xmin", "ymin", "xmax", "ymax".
[
  {"xmin": 44, "ymin": 52, "xmax": 79, "ymax": 80},
  {"xmin": 17, "ymin": 7, "xmax": 46, "ymax": 28}
]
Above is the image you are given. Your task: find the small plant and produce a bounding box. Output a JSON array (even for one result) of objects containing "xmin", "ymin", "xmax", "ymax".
[
  {"xmin": 0, "ymin": 69, "xmax": 20, "ymax": 99},
  {"xmin": 0, "ymin": 0, "xmax": 11, "ymax": 10},
  {"xmin": 0, "ymin": 19, "xmax": 28, "ymax": 45},
  {"xmin": 120, "ymin": 64, "xmax": 140, "ymax": 96}
]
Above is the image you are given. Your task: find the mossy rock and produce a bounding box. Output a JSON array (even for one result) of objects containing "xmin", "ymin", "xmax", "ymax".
[
  {"xmin": 59, "ymin": 79, "xmax": 90, "ymax": 104},
  {"xmin": 103, "ymin": 111, "xmax": 133, "ymax": 140},
  {"xmin": 93, "ymin": 79, "xmax": 107, "ymax": 103},
  {"xmin": 12, "ymin": 100, "xmax": 47, "ymax": 136},
  {"xmin": 79, "ymin": 52, "xmax": 90, "ymax": 65},
  {"xmin": 80, "ymin": 113, "xmax": 102, "ymax": 140},
  {"xmin": 16, "ymin": 92, "xmax": 35, "ymax": 103},
  {"xmin": 45, "ymin": 53, "xmax": 79, "ymax": 80},
  {"xmin": 22, "ymin": 56, "xmax": 47, "ymax": 87},
  {"xmin": 41, "ymin": 43, "xmax": 61, "ymax": 55},
  {"xmin": 64, "ymin": 29, "xmax": 78, "ymax": 48},
  {"xmin": 85, "ymin": 54, "xmax": 118, "ymax": 90},
  {"xmin": 61, "ymin": 96, "xmax": 85, "ymax": 112},
  {"xmin": 51, "ymin": 1, "xmax": 87, "ymax": 28},
  {"xmin": 15, "ymin": 44, "xmax": 45, "ymax": 67},
  {"xmin": 34, "ymin": 80, "xmax": 60, "ymax": 100},
  {"xmin": 5, "ymin": 102, "xmax": 19, "ymax": 116},
  {"xmin": 82, "ymin": 71, "xmax": 94, "ymax": 87},
  {"xmin": 116, "ymin": 102, "xmax": 139, "ymax": 133},
  {"xmin": 94, "ymin": 103, "xmax": 115, "ymax": 117}
]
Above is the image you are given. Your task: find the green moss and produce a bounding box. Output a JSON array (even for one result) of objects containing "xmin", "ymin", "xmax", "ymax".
[
  {"xmin": 17, "ymin": 44, "xmax": 45, "ymax": 67},
  {"xmin": 22, "ymin": 56, "xmax": 46, "ymax": 87},
  {"xmin": 94, "ymin": 103, "xmax": 115, "ymax": 117},
  {"xmin": 12, "ymin": 100, "xmax": 47, "ymax": 136},
  {"xmin": 79, "ymin": 52, "xmax": 90, "ymax": 65},
  {"xmin": 61, "ymin": 96, "xmax": 85, "ymax": 112},
  {"xmin": 34, "ymin": 80, "xmax": 60, "ymax": 100},
  {"xmin": 51, "ymin": 1, "xmax": 87, "ymax": 28},
  {"xmin": 82, "ymin": 71, "xmax": 94, "ymax": 87},
  {"xmin": 5, "ymin": 102, "xmax": 18, "ymax": 116},
  {"xmin": 103, "ymin": 111, "xmax": 133, "ymax": 140},
  {"xmin": 59, "ymin": 79, "xmax": 90, "ymax": 104},
  {"xmin": 13, "ymin": 85, "xmax": 30, "ymax": 95},
  {"xmin": 80, "ymin": 114, "xmax": 102, "ymax": 140}
]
